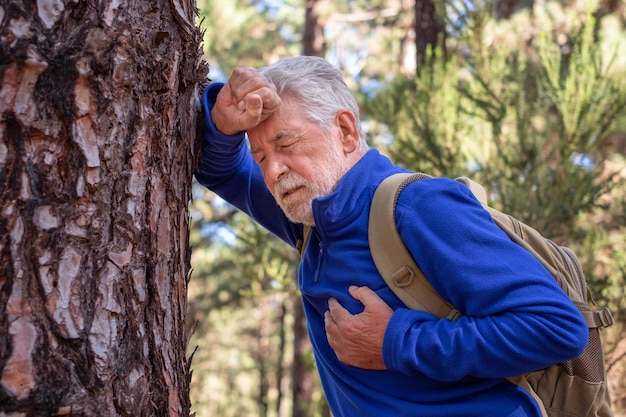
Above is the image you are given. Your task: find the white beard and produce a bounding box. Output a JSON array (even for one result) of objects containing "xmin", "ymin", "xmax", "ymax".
[{"xmin": 272, "ymin": 146, "xmax": 348, "ymax": 226}]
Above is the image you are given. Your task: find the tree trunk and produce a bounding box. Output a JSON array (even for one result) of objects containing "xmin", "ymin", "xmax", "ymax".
[
  {"xmin": 0, "ymin": 0, "xmax": 206, "ymax": 416},
  {"xmin": 495, "ymin": 0, "xmax": 532, "ymax": 19},
  {"xmin": 275, "ymin": 298, "xmax": 287, "ymax": 416},
  {"xmin": 414, "ymin": 0, "xmax": 446, "ymax": 67},
  {"xmin": 291, "ymin": 299, "xmax": 312, "ymax": 417},
  {"xmin": 303, "ymin": 0, "xmax": 326, "ymax": 57}
]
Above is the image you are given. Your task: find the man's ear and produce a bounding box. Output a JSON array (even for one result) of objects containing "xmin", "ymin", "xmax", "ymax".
[{"xmin": 335, "ymin": 110, "xmax": 359, "ymax": 153}]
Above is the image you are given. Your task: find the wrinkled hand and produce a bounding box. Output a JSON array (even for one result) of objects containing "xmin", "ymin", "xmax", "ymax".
[
  {"xmin": 324, "ymin": 286, "xmax": 394, "ymax": 370},
  {"xmin": 211, "ymin": 66, "xmax": 282, "ymax": 135}
]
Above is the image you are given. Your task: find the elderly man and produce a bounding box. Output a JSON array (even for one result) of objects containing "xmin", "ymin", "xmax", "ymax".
[{"xmin": 195, "ymin": 55, "xmax": 587, "ymax": 417}]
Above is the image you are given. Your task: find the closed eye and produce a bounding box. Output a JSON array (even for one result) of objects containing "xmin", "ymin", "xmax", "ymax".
[
  {"xmin": 251, "ymin": 149, "xmax": 265, "ymax": 164},
  {"xmin": 276, "ymin": 133, "xmax": 302, "ymax": 149}
]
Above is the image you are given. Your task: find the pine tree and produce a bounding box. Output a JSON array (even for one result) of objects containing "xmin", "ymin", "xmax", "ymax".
[{"xmin": 0, "ymin": 0, "xmax": 204, "ymax": 415}]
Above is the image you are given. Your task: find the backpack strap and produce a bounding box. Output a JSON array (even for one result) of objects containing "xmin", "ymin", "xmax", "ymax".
[
  {"xmin": 507, "ymin": 375, "xmax": 549, "ymax": 417},
  {"xmin": 369, "ymin": 172, "xmax": 562, "ymax": 417},
  {"xmin": 297, "ymin": 225, "xmax": 313, "ymax": 258},
  {"xmin": 368, "ymin": 173, "xmax": 461, "ymax": 321}
]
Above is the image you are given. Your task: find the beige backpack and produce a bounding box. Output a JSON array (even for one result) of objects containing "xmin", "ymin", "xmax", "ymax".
[{"xmin": 368, "ymin": 173, "xmax": 614, "ymax": 417}]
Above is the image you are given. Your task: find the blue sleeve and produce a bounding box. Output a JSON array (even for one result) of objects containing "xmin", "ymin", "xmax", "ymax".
[
  {"xmin": 382, "ymin": 178, "xmax": 588, "ymax": 381},
  {"xmin": 194, "ymin": 84, "xmax": 302, "ymax": 247}
]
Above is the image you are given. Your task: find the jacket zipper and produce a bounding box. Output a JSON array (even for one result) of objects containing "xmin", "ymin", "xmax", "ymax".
[{"xmin": 313, "ymin": 238, "xmax": 324, "ymax": 284}]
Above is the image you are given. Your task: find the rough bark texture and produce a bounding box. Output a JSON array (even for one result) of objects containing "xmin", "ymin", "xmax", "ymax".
[{"xmin": 0, "ymin": 0, "xmax": 206, "ymax": 415}]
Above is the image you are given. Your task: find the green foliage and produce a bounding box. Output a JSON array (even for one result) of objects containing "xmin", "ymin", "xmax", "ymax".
[
  {"xmin": 365, "ymin": 2, "xmax": 626, "ymax": 313},
  {"xmin": 363, "ymin": 49, "xmax": 474, "ymax": 177},
  {"xmin": 576, "ymin": 155, "xmax": 626, "ymax": 321},
  {"xmin": 537, "ymin": 9, "xmax": 626, "ymax": 149},
  {"xmin": 197, "ymin": 0, "xmax": 303, "ymax": 75}
]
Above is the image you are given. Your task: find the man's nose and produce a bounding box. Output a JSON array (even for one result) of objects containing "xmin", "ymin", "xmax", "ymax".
[{"xmin": 265, "ymin": 155, "xmax": 289, "ymax": 183}]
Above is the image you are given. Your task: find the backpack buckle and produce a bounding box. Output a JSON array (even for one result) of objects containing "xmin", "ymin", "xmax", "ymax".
[
  {"xmin": 391, "ymin": 266, "xmax": 415, "ymax": 287},
  {"xmin": 597, "ymin": 307, "xmax": 614, "ymax": 328}
]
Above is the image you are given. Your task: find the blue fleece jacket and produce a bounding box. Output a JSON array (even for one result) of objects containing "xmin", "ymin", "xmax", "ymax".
[{"xmin": 195, "ymin": 83, "xmax": 588, "ymax": 417}]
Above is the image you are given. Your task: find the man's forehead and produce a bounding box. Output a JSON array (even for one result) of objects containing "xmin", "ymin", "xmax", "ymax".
[{"xmin": 249, "ymin": 130, "xmax": 296, "ymax": 153}]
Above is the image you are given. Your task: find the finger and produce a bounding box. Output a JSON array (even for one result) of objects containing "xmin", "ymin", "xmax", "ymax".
[
  {"xmin": 259, "ymin": 86, "xmax": 281, "ymax": 112},
  {"xmin": 324, "ymin": 311, "xmax": 338, "ymax": 344},
  {"xmin": 237, "ymin": 89, "xmax": 280, "ymax": 125},
  {"xmin": 324, "ymin": 310, "xmax": 331, "ymax": 323},
  {"xmin": 348, "ymin": 285, "xmax": 378, "ymax": 305},
  {"xmin": 238, "ymin": 93, "xmax": 263, "ymax": 116},
  {"xmin": 349, "ymin": 286, "xmax": 393, "ymax": 318},
  {"xmin": 230, "ymin": 74, "xmax": 275, "ymax": 104},
  {"xmin": 324, "ymin": 310, "xmax": 335, "ymax": 327},
  {"xmin": 327, "ymin": 297, "xmax": 351, "ymax": 323},
  {"xmin": 227, "ymin": 66, "xmax": 259, "ymax": 91},
  {"xmin": 328, "ymin": 296, "xmax": 339, "ymax": 307}
]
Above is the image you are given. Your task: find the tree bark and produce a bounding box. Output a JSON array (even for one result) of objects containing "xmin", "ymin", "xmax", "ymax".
[{"xmin": 0, "ymin": 0, "xmax": 206, "ymax": 416}]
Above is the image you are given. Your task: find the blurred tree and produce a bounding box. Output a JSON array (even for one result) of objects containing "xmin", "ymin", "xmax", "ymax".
[
  {"xmin": 368, "ymin": 0, "xmax": 625, "ymax": 282},
  {"xmin": 414, "ymin": 0, "xmax": 446, "ymax": 66},
  {"xmin": 303, "ymin": 0, "xmax": 326, "ymax": 56},
  {"xmin": 191, "ymin": 1, "xmax": 319, "ymax": 416},
  {"xmin": 198, "ymin": 0, "xmax": 303, "ymax": 76},
  {"xmin": 366, "ymin": 1, "xmax": 626, "ymax": 412},
  {"xmin": 187, "ymin": 199, "xmax": 332, "ymax": 416},
  {"xmin": 495, "ymin": 0, "xmax": 534, "ymax": 19}
]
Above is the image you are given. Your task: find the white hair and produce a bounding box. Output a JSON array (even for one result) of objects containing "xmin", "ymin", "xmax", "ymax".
[{"xmin": 259, "ymin": 56, "xmax": 369, "ymax": 153}]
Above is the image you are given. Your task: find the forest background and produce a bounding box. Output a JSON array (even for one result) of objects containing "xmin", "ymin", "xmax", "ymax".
[{"xmin": 188, "ymin": 1, "xmax": 626, "ymax": 417}]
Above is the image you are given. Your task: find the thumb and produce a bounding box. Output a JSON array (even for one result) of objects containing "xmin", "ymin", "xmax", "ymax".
[
  {"xmin": 349, "ymin": 286, "xmax": 393, "ymax": 316},
  {"xmin": 349, "ymin": 285, "xmax": 378, "ymax": 305},
  {"xmin": 327, "ymin": 297, "xmax": 351, "ymax": 322}
]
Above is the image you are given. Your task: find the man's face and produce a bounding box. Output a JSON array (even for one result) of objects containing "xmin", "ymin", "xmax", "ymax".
[{"xmin": 247, "ymin": 98, "xmax": 350, "ymax": 226}]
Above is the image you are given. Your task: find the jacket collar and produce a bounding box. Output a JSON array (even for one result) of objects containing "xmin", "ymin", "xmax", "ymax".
[{"xmin": 311, "ymin": 149, "xmax": 402, "ymax": 233}]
